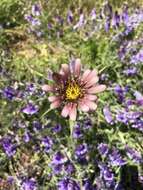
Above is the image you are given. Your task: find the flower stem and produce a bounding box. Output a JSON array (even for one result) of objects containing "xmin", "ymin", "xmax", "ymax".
[{"xmin": 69, "ymin": 120, "xmax": 75, "ymax": 148}]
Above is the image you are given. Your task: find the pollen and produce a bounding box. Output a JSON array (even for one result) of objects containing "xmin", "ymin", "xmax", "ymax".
[{"xmin": 66, "ymin": 82, "xmax": 82, "ymax": 100}]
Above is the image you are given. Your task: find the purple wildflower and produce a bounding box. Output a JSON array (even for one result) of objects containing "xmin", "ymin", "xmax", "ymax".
[
  {"xmin": 134, "ymin": 91, "xmax": 143, "ymax": 106},
  {"xmin": 67, "ymin": 10, "xmax": 73, "ymax": 24},
  {"xmin": 23, "ymin": 131, "xmax": 31, "ymax": 143},
  {"xmin": 52, "ymin": 152, "xmax": 67, "ymax": 165},
  {"xmin": 52, "ymin": 124, "xmax": 62, "ymax": 133},
  {"xmin": 33, "ymin": 121, "xmax": 42, "ymax": 131},
  {"xmin": 123, "ymin": 67, "xmax": 137, "ymax": 76},
  {"xmin": 3, "ymin": 86, "xmax": 16, "ymax": 100},
  {"xmin": 114, "ymin": 85, "xmax": 126, "ymax": 103},
  {"xmin": 104, "ymin": 16, "xmax": 111, "ymax": 32},
  {"xmin": 7, "ymin": 176, "xmax": 14, "ymax": 185},
  {"xmin": 41, "ymin": 137, "xmax": 53, "ymax": 153},
  {"xmin": 53, "ymin": 164, "xmax": 63, "ymax": 175},
  {"xmin": 31, "ymin": 4, "xmax": 41, "ymax": 16},
  {"xmin": 99, "ymin": 163, "xmax": 114, "ymax": 182},
  {"xmin": 21, "ymin": 178, "xmax": 37, "ymax": 190},
  {"xmin": 121, "ymin": 5, "xmax": 129, "ymax": 24},
  {"xmin": 109, "ymin": 149, "xmax": 126, "ymax": 166},
  {"xmin": 73, "ymin": 124, "xmax": 83, "ymax": 138},
  {"xmin": 83, "ymin": 118, "xmax": 92, "ymax": 130},
  {"xmin": 131, "ymin": 49, "xmax": 143, "ymax": 64},
  {"xmin": 112, "ymin": 11, "xmax": 120, "ymax": 28},
  {"xmin": 103, "ymin": 106, "xmax": 114, "ymax": 124},
  {"xmin": 64, "ymin": 163, "xmax": 75, "ymax": 175},
  {"xmin": 125, "ymin": 146, "xmax": 143, "ymax": 163},
  {"xmin": 90, "ymin": 8, "xmax": 96, "ymax": 20},
  {"xmin": 75, "ymin": 143, "xmax": 88, "ymax": 157},
  {"xmin": 57, "ymin": 178, "xmax": 80, "ymax": 190},
  {"xmin": 98, "ymin": 143, "xmax": 109, "ymax": 156},
  {"xmin": 73, "ymin": 14, "xmax": 85, "ymax": 30},
  {"xmin": 22, "ymin": 103, "xmax": 39, "ymax": 115},
  {"xmin": 2, "ymin": 137, "xmax": 16, "ymax": 157}
]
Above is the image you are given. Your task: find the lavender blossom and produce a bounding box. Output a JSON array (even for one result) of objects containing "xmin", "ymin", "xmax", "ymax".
[
  {"xmin": 57, "ymin": 178, "xmax": 80, "ymax": 190},
  {"xmin": 125, "ymin": 146, "xmax": 143, "ymax": 163},
  {"xmin": 52, "ymin": 152, "xmax": 67, "ymax": 165},
  {"xmin": 41, "ymin": 137, "xmax": 53, "ymax": 153},
  {"xmin": 22, "ymin": 103, "xmax": 39, "ymax": 115},
  {"xmin": 108, "ymin": 149, "xmax": 126, "ymax": 166},
  {"xmin": 103, "ymin": 106, "xmax": 114, "ymax": 124},
  {"xmin": 21, "ymin": 178, "xmax": 37, "ymax": 190},
  {"xmin": 2, "ymin": 137, "xmax": 16, "ymax": 157},
  {"xmin": 67, "ymin": 10, "xmax": 73, "ymax": 24},
  {"xmin": 90, "ymin": 8, "xmax": 96, "ymax": 20},
  {"xmin": 75, "ymin": 143, "xmax": 88, "ymax": 158},
  {"xmin": 98, "ymin": 143, "xmax": 109, "ymax": 156},
  {"xmin": 3, "ymin": 86, "xmax": 16, "ymax": 100},
  {"xmin": 31, "ymin": 4, "xmax": 41, "ymax": 16},
  {"xmin": 73, "ymin": 14, "xmax": 86, "ymax": 30}
]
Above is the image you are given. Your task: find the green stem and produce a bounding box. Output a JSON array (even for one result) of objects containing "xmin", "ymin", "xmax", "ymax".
[{"xmin": 69, "ymin": 120, "xmax": 75, "ymax": 144}]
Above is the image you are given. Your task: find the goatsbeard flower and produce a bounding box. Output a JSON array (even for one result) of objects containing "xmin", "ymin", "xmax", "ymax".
[{"xmin": 42, "ymin": 59, "xmax": 106, "ymax": 120}]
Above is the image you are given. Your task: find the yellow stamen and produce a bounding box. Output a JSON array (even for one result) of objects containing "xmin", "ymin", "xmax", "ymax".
[{"xmin": 66, "ymin": 82, "xmax": 81, "ymax": 100}]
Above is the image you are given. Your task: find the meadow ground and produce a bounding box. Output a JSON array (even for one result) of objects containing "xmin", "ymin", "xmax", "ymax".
[{"xmin": 0, "ymin": 0, "xmax": 143, "ymax": 189}]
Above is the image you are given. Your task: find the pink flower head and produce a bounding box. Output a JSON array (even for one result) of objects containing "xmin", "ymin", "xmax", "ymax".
[{"xmin": 42, "ymin": 59, "xmax": 106, "ymax": 120}]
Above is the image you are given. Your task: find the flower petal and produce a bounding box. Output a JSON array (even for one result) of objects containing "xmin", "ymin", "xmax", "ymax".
[
  {"xmin": 88, "ymin": 85, "xmax": 106, "ymax": 94},
  {"xmin": 84, "ymin": 76, "xmax": 99, "ymax": 87},
  {"xmin": 69, "ymin": 104, "xmax": 77, "ymax": 120},
  {"xmin": 74, "ymin": 58, "xmax": 81, "ymax": 76},
  {"xmin": 42, "ymin": 85, "xmax": 54, "ymax": 92},
  {"xmin": 84, "ymin": 100, "xmax": 97, "ymax": 110},
  {"xmin": 85, "ymin": 94, "xmax": 97, "ymax": 101},
  {"xmin": 61, "ymin": 104, "xmax": 71, "ymax": 118},
  {"xmin": 81, "ymin": 70, "xmax": 91, "ymax": 81},
  {"xmin": 86, "ymin": 69, "xmax": 98, "ymax": 81},
  {"xmin": 50, "ymin": 100, "xmax": 61, "ymax": 109},
  {"xmin": 78, "ymin": 101, "xmax": 89, "ymax": 112},
  {"xmin": 48, "ymin": 96, "xmax": 60, "ymax": 102}
]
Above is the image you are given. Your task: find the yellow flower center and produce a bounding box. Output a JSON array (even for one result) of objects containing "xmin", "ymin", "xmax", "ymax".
[{"xmin": 66, "ymin": 82, "xmax": 81, "ymax": 100}]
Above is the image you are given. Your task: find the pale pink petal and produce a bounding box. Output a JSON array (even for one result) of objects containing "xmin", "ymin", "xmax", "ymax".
[
  {"xmin": 78, "ymin": 101, "xmax": 89, "ymax": 112},
  {"xmin": 69, "ymin": 104, "xmax": 77, "ymax": 120},
  {"xmin": 84, "ymin": 76, "xmax": 99, "ymax": 87},
  {"xmin": 42, "ymin": 85, "xmax": 54, "ymax": 92},
  {"xmin": 50, "ymin": 100, "xmax": 61, "ymax": 109},
  {"xmin": 84, "ymin": 100, "xmax": 97, "ymax": 110},
  {"xmin": 81, "ymin": 70, "xmax": 91, "ymax": 81},
  {"xmin": 48, "ymin": 96, "xmax": 60, "ymax": 102},
  {"xmin": 61, "ymin": 104, "xmax": 71, "ymax": 118},
  {"xmin": 74, "ymin": 58, "xmax": 81, "ymax": 76},
  {"xmin": 86, "ymin": 69, "xmax": 98, "ymax": 80},
  {"xmin": 85, "ymin": 94, "xmax": 97, "ymax": 101},
  {"xmin": 88, "ymin": 85, "xmax": 106, "ymax": 94}
]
